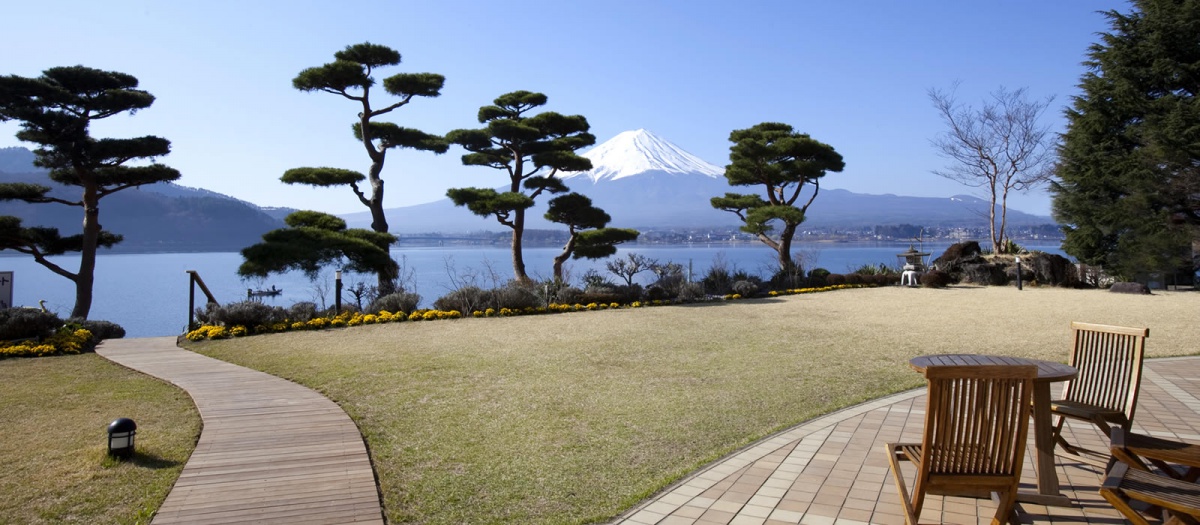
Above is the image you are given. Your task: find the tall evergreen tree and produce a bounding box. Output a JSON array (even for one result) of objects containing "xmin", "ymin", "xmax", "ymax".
[
  {"xmin": 286, "ymin": 42, "xmax": 448, "ymax": 293},
  {"xmin": 711, "ymin": 123, "xmax": 844, "ymax": 272},
  {"xmin": 0, "ymin": 66, "xmax": 180, "ymax": 318},
  {"xmin": 446, "ymin": 91, "xmax": 594, "ymax": 283},
  {"xmin": 1052, "ymin": 0, "xmax": 1200, "ymax": 281}
]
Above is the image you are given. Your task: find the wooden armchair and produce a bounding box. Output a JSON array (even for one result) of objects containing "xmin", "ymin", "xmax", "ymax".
[
  {"xmin": 1051, "ymin": 322, "xmax": 1149, "ymax": 458},
  {"xmin": 1101, "ymin": 429, "xmax": 1200, "ymax": 524},
  {"xmin": 885, "ymin": 364, "xmax": 1036, "ymax": 525},
  {"xmin": 1111, "ymin": 429, "xmax": 1200, "ymax": 481}
]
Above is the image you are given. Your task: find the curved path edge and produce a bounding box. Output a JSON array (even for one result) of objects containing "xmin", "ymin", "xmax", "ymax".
[{"xmin": 97, "ymin": 337, "xmax": 384, "ymax": 525}]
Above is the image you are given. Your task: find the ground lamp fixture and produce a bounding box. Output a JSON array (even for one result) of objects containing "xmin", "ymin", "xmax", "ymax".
[
  {"xmin": 1015, "ymin": 256, "xmax": 1023, "ymax": 291},
  {"xmin": 335, "ymin": 270, "xmax": 343, "ymax": 315},
  {"xmin": 107, "ymin": 417, "xmax": 137, "ymax": 458}
]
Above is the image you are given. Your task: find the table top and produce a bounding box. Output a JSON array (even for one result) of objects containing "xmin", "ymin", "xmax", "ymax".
[{"xmin": 909, "ymin": 353, "xmax": 1077, "ymax": 382}]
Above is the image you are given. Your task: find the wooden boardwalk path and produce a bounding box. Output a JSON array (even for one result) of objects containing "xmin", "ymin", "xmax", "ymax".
[{"xmin": 97, "ymin": 337, "xmax": 383, "ymax": 525}]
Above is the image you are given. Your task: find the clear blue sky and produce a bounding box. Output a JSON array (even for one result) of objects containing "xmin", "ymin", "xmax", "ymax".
[{"xmin": 1, "ymin": 1, "xmax": 1129, "ymax": 217}]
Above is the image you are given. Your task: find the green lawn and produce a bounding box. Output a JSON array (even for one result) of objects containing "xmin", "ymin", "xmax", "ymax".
[
  {"xmin": 187, "ymin": 286, "xmax": 1200, "ymax": 524},
  {"xmin": 0, "ymin": 353, "xmax": 200, "ymax": 524}
]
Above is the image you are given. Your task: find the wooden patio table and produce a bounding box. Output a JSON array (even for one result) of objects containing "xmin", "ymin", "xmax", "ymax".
[{"xmin": 910, "ymin": 353, "xmax": 1078, "ymax": 506}]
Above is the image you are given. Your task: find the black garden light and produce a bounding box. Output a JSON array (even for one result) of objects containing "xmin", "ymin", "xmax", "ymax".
[
  {"xmin": 107, "ymin": 418, "xmax": 137, "ymax": 458},
  {"xmin": 1015, "ymin": 256, "xmax": 1024, "ymax": 291}
]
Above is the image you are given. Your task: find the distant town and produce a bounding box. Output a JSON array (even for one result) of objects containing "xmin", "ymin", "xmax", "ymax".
[{"xmin": 398, "ymin": 223, "xmax": 1064, "ymax": 247}]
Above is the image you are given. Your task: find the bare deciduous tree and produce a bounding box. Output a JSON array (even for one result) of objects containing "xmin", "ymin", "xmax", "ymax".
[
  {"xmin": 929, "ymin": 84, "xmax": 1056, "ymax": 254},
  {"xmin": 606, "ymin": 253, "xmax": 657, "ymax": 286}
]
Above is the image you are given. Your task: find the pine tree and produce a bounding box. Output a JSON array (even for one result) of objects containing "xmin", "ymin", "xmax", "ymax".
[
  {"xmin": 711, "ymin": 123, "xmax": 844, "ymax": 273},
  {"xmin": 446, "ymin": 91, "xmax": 593, "ymax": 283},
  {"xmin": 0, "ymin": 66, "xmax": 181, "ymax": 318},
  {"xmin": 286, "ymin": 42, "xmax": 447, "ymax": 293}
]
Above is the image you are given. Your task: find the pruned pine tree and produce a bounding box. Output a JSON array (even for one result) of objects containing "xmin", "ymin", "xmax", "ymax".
[
  {"xmin": 543, "ymin": 192, "xmax": 639, "ymax": 282},
  {"xmin": 929, "ymin": 84, "xmax": 1057, "ymax": 254},
  {"xmin": 446, "ymin": 90, "xmax": 594, "ymax": 283},
  {"xmin": 711, "ymin": 122, "xmax": 844, "ymax": 272},
  {"xmin": 287, "ymin": 42, "xmax": 448, "ymax": 293},
  {"xmin": 0, "ymin": 66, "xmax": 181, "ymax": 318},
  {"xmin": 1053, "ymin": 0, "xmax": 1200, "ymax": 281},
  {"xmin": 239, "ymin": 211, "xmax": 398, "ymax": 282}
]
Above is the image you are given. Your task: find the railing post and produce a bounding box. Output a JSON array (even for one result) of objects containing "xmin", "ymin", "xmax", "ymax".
[{"xmin": 187, "ymin": 271, "xmax": 197, "ymax": 331}]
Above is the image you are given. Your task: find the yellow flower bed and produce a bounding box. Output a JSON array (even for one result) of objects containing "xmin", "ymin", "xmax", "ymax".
[
  {"xmin": 183, "ymin": 284, "xmax": 871, "ymax": 341},
  {"xmin": 0, "ymin": 327, "xmax": 95, "ymax": 358}
]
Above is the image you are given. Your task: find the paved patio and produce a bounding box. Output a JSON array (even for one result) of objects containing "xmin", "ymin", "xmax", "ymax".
[{"xmin": 612, "ymin": 356, "xmax": 1200, "ymax": 525}]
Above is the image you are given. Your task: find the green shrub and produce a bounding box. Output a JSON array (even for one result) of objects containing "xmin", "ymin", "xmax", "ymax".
[
  {"xmin": 0, "ymin": 309, "xmax": 62, "ymax": 341},
  {"xmin": 873, "ymin": 274, "xmax": 900, "ymax": 286},
  {"xmin": 644, "ymin": 285, "xmax": 671, "ymax": 301},
  {"xmin": 826, "ymin": 273, "xmax": 847, "ymax": 286},
  {"xmin": 701, "ymin": 266, "xmax": 734, "ymax": 295},
  {"xmin": 843, "ymin": 274, "xmax": 865, "ymax": 285},
  {"xmin": 493, "ymin": 282, "xmax": 542, "ymax": 311},
  {"xmin": 807, "ymin": 268, "xmax": 831, "ymax": 287},
  {"xmin": 554, "ymin": 286, "xmax": 585, "ymax": 305},
  {"xmin": 853, "ymin": 262, "xmax": 896, "ymax": 276},
  {"xmin": 369, "ymin": 292, "xmax": 421, "ymax": 314},
  {"xmin": 677, "ymin": 282, "xmax": 706, "ymax": 302},
  {"xmin": 205, "ymin": 301, "xmax": 287, "ymax": 328},
  {"xmin": 434, "ymin": 286, "xmax": 490, "ymax": 314},
  {"xmin": 580, "ymin": 292, "xmax": 622, "ymax": 305},
  {"xmin": 1002, "ymin": 238, "xmax": 1024, "ymax": 255},
  {"xmin": 287, "ymin": 302, "xmax": 319, "ymax": 322},
  {"xmin": 921, "ymin": 270, "xmax": 952, "ymax": 288},
  {"xmin": 731, "ymin": 280, "xmax": 759, "ymax": 297},
  {"xmin": 67, "ymin": 318, "xmax": 125, "ymax": 340}
]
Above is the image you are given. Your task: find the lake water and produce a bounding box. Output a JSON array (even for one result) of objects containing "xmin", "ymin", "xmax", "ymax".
[{"xmin": 3, "ymin": 241, "xmax": 1065, "ymax": 337}]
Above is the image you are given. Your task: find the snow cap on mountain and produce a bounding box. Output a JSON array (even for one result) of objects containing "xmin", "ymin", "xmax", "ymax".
[{"xmin": 562, "ymin": 129, "xmax": 724, "ymax": 183}]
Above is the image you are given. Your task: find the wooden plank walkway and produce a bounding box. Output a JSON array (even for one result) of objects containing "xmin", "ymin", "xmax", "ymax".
[{"xmin": 97, "ymin": 337, "xmax": 384, "ymax": 525}]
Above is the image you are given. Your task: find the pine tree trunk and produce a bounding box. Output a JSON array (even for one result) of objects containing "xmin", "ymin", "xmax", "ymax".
[
  {"xmin": 511, "ymin": 207, "xmax": 530, "ymax": 284},
  {"xmin": 778, "ymin": 223, "xmax": 799, "ymax": 273},
  {"xmin": 553, "ymin": 234, "xmax": 578, "ymax": 282},
  {"xmin": 72, "ymin": 182, "xmax": 100, "ymax": 319}
]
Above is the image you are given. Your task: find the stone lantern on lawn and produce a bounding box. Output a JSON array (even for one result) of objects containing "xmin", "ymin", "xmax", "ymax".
[{"xmin": 897, "ymin": 245, "xmax": 930, "ymax": 287}]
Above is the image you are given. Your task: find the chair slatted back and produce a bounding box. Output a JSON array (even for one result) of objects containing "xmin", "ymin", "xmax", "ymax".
[
  {"xmin": 1065, "ymin": 322, "xmax": 1149, "ymax": 421},
  {"xmin": 921, "ymin": 365, "xmax": 1037, "ymax": 478}
]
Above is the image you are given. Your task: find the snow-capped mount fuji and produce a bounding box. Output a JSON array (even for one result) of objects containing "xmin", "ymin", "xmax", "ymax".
[
  {"xmin": 341, "ymin": 130, "xmax": 1053, "ymax": 233},
  {"xmin": 561, "ymin": 129, "xmax": 723, "ymax": 183}
]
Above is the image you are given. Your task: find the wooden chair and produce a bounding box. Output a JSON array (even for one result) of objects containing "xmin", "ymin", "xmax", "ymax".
[
  {"xmin": 1051, "ymin": 322, "xmax": 1150, "ymax": 458},
  {"xmin": 1111, "ymin": 428, "xmax": 1200, "ymax": 482},
  {"xmin": 1100, "ymin": 461, "xmax": 1200, "ymax": 525},
  {"xmin": 885, "ymin": 364, "xmax": 1036, "ymax": 525}
]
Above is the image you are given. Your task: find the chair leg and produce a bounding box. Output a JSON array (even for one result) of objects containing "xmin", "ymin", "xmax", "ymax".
[
  {"xmin": 885, "ymin": 444, "xmax": 921, "ymax": 525},
  {"xmin": 989, "ymin": 490, "xmax": 1022, "ymax": 525},
  {"xmin": 1051, "ymin": 415, "xmax": 1080, "ymax": 455}
]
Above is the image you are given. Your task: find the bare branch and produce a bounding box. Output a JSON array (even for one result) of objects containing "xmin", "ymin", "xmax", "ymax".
[{"xmin": 929, "ymin": 84, "xmax": 1057, "ymax": 253}]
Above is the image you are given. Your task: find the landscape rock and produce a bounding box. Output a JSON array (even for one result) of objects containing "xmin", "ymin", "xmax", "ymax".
[
  {"xmin": 1109, "ymin": 282, "xmax": 1152, "ymax": 295},
  {"xmin": 961, "ymin": 263, "xmax": 1009, "ymax": 285},
  {"xmin": 1024, "ymin": 253, "xmax": 1079, "ymax": 287},
  {"xmin": 932, "ymin": 241, "xmax": 983, "ymax": 273}
]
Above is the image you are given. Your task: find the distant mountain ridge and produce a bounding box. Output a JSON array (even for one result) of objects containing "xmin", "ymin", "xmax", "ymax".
[
  {"xmin": 342, "ymin": 129, "xmax": 1054, "ymax": 233},
  {"xmin": 0, "ymin": 147, "xmax": 287, "ymax": 252}
]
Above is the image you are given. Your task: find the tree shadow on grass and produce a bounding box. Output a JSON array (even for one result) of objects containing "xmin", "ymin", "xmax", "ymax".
[{"xmin": 128, "ymin": 452, "xmax": 183, "ymax": 470}]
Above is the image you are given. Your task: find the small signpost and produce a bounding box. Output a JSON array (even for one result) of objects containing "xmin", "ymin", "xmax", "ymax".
[{"xmin": 0, "ymin": 271, "xmax": 12, "ymax": 309}]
